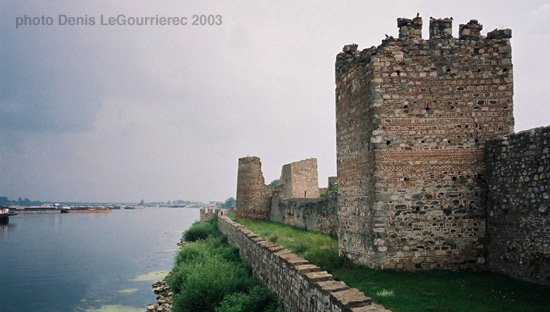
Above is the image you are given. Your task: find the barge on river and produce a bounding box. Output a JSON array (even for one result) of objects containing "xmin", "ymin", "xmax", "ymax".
[
  {"xmin": 60, "ymin": 207, "xmax": 112, "ymax": 213},
  {"xmin": 0, "ymin": 207, "xmax": 17, "ymax": 223}
]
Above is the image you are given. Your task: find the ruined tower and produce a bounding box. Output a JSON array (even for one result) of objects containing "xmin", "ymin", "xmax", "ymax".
[
  {"xmin": 335, "ymin": 16, "xmax": 514, "ymax": 269},
  {"xmin": 235, "ymin": 156, "xmax": 272, "ymax": 220},
  {"xmin": 279, "ymin": 158, "xmax": 320, "ymax": 199}
]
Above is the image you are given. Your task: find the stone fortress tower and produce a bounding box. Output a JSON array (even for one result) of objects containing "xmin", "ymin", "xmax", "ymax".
[
  {"xmin": 279, "ymin": 158, "xmax": 320, "ymax": 199},
  {"xmin": 335, "ymin": 16, "xmax": 514, "ymax": 269},
  {"xmin": 235, "ymin": 157, "xmax": 272, "ymax": 220}
]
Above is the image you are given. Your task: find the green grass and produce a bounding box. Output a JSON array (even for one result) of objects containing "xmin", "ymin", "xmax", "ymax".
[{"xmin": 233, "ymin": 217, "xmax": 550, "ymax": 312}]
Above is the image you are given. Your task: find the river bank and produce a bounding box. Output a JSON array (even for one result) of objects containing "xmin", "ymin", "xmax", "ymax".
[{"xmin": 147, "ymin": 236, "xmax": 186, "ymax": 312}]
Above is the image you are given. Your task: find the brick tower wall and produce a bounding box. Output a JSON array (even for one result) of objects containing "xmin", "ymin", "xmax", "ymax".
[
  {"xmin": 335, "ymin": 44, "xmax": 378, "ymax": 264},
  {"xmin": 235, "ymin": 156, "xmax": 272, "ymax": 220},
  {"xmin": 336, "ymin": 17, "xmax": 514, "ymax": 269}
]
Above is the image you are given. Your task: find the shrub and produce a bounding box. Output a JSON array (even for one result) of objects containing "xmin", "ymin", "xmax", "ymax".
[
  {"xmin": 175, "ymin": 241, "xmax": 209, "ymax": 265},
  {"xmin": 169, "ymin": 217, "xmax": 283, "ymax": 312},
  {"xmin": 184, "ymin": 220, "xmax": 216, "ymax": 242},
  {"xmin": 216, "ymin": 285, "xmax": 284, "ymax": 312},
  {"xmin": 169, "ymin": 256, "xmax": 255, "ymax": 312}
]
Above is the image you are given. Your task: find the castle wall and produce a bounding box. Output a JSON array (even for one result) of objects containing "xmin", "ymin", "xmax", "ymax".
[
  {"xmin": 217, "ymin": 214, "xmax": 380, "ymax": 312},
  {"xmin": 270, "ymin": 192, "xmax": 338, "ymax": 235},
  {"xmin": 336, "ymin": 17, "xmax": 514, "ymax": 269},
  {"xmin": 279, "ymin": 158, "xmax": 320, "ymax": 199},
  {"xmin": 236, "ymin": 156, "xmax": 272, "ymax": 220},
  {"xmin": 200, "ymin": 208, "xmax": 220, "ymax": 221},
  {"xmin": 485, "ymin": 126, "xmax": 550, "ymax": 285}
]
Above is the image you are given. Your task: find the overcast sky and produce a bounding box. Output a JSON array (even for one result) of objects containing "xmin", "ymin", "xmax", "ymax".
[{"xmin": 1, "ymin": 1, "xmax": 549, "ymax": 203}]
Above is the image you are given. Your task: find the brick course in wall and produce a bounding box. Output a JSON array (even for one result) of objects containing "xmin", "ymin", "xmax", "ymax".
[
  {"xmin": 336, "ymin": 16, "xmax": 514, "ymax": 269},
  {"xmin": 485, "ymin": 126, "xmax": 550, "ymax": 285},
  {"xmin": 217, "ymin": 214, "xmax": 388, "ymax": 312}
]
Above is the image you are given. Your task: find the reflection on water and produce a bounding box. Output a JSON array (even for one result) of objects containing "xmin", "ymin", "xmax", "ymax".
[{"xmin": 0, "ymin": 221, "xmax": 16, "ymax": 237}]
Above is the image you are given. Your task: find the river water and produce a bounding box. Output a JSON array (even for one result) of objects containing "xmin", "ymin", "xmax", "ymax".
[{"xmin": 0, "ymin": 207, "xmax": 199, "ymax": 312}]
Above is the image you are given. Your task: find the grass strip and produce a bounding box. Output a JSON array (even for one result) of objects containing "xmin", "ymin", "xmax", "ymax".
[{"xmin": 234, "ymin": 215, "xmax": 550, "ymax": 312}]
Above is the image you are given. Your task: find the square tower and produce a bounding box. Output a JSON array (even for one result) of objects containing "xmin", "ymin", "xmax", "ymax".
[
  {"xmin": 279, "ymin": 158, "xmax": 320, "ymax": 199},
  {"xmin": 335, "ymin": 16, "xmax": 514, "ymax": 269}
]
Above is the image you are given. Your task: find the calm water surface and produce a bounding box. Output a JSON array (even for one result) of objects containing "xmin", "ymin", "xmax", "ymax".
[{"xmin": 0, "ymin": 207, "xmax": 199, "ymax": 312}]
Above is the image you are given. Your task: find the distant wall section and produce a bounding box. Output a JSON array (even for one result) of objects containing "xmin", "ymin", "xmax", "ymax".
[
  {"xmin": 270, "ymin": 192, "xmax": 338, "ymax": 235},
  {"xmin": 485, "ymin": 126, "xmax": 550, "ymax": 285}
]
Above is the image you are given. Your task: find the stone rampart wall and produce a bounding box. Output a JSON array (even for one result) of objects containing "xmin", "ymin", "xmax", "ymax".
[
  {"xmin": 485, "ymin": 126, "xmax": 550, "ymax": 285},
  {"xmin": 217, "ymin": 215, "xmax": 382, "ymax": 312},
  {"xmin": 200, "ymin": 208, "xmax": 221, "ymax": 221},
  {"xmin": 270, "ymin": 192, "xmax": 338, "ymax": 235}
]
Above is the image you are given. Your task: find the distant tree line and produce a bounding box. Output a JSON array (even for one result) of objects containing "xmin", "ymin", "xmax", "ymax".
[
  {"xmin": 0, "ymin": 196, "xmax": 43, "ymax": 206},
  {"xmin": 221, "ymin": 197, "xmax": 235, "ymax": 209}
]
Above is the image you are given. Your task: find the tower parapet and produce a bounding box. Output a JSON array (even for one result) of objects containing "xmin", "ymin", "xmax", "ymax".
[
  {"xmin": 429, "ymin": 17, "xmax": 453, "ymax": 38},
  {"xmin": 397, "ymin": 15, "xmax": 422, "ymax": 39},
  {"xmin": 459, "ymin": 19, "xmax": 483, "ymax": 39}
]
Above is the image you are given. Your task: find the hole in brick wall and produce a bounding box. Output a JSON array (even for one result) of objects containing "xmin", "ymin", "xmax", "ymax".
[
  {"xmin": 475, "ymin": 138, "xmax": 479, "ymax": 143},
  {"xmin": 396, "ymin": 70, "xmax": 401, "ymax": 76},
  {"xmin": 404, "ymin": 177, "xmax": 409, "ymax": 182},
  {"xmin": 450, "ymin": 106, "xmax": 455, "ymax": 110},
  {"xmin": 403, "ymin": 105, "xmax": 408, "ymax": 109},
  {"xmin": 446, "ymin": 68, "xmax": 451, "ymax": 72},
  {"xmin": 503, "ymin": 68, "xmax": 508, "ymax": 72},
  {"xmin": 420, "ymin": 140, "xmax": 425, "ymax": 143},
  {"xmin": 477, "ymin": 69, "xmax": 481, "ymax": 73},
  {"xmin": 452, "ymin": 176, "xmax": 457, "ymax": 181},
  {"xmin": 386, "ymin": 140, "xmax": 391, "ymax": 145},
  {"xmin": 448, "ymin": 140, "xmax": 452, "ymax": 144}
]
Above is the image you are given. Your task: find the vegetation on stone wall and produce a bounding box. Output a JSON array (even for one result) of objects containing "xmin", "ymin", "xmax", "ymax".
[
  {"xmin": 319, "ymin": 185, "xmax": 338, "ymax": 198},
  {"xmin": 234, "ymin": 216, "xmax": 550, "ymax": 312},
  {"xmin": 168, "ymin": 217, "xmax": 284, "ymax": 312}
]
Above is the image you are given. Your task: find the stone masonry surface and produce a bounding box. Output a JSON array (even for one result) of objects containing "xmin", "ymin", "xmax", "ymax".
[
  {"xmin": 271, "ymin": 191, "xmax": 338, "ymax": 235},
  {"xmin": 485, "ymin": 126, "xmax": 550, "ymax": 285},
  {"xmin": 217, "ymin": 214, "xmax": 389, "ymax": 312},
  {"xmin": 279, "ymin": 158, "xmax": 321, "ymax": 199},
  {"xmin": 234, "ymin": 15, "xmax": 550, "ymax": 286},
  {"xmin": 336, "ymin": 16, "xmax": 514, "ymax": 269},
  {"xmin": 236, "ymin": 156, "xmax": 273, "ymax": 220}
]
